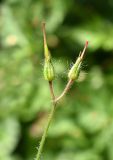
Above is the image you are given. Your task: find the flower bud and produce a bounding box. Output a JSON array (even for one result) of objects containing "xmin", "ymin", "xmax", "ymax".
[
  {"xmin": 68, "ymin": 57, "xmax": 81, "ymax": 80},
  {"xmin": 68, "ymin": 41, "xmax": 88, "ymax": 81},
  {"xmin": 44, "ymin": 60, "xmax": 55, "ymax": 81},
  {"xmin": 42, "ymin": 22, "xmax": 55, "ymax": 81}
]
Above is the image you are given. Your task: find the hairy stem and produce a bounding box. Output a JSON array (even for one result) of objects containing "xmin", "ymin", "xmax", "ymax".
[
  {"xmin": 35, "ymin": 81, "xmax": 56, "ymax": 160},
  {"xmin": 55, "ymin": 79, "xmax": 73, "ymax": 103},
  {"xmin": 35, "ymin": 103, "xmax": 56, "ymax": 160},
  {"xmin": 49, "ymin": 81, "xmax": 55, "ymax": 101}
]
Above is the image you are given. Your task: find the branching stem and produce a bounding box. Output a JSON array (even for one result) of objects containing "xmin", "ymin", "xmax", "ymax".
[
  {"xmin": 36, "ymin": 79, "xmax": 73, "ymax": 160},
  {"xmin": 35, "ymin": 23, "xmax": 88, "ymax": 160},
  {"xmin": 55, "ymin": 79, "xmax": 73, "ymax": 103}
]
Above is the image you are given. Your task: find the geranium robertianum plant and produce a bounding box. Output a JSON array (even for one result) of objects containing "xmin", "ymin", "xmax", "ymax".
[{"xmin": 35, "ymin": 22, "xmax": 88, "ymax": 160}]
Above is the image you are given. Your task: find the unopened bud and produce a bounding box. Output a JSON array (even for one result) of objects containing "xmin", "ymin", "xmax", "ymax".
[
  {"xmin": 42, "ymin": 22, "xmax": 55, "ymax": 81},
  {"xmin": 68, "ymin": 57, "xmax": 81, "ymax": 80},
  {"xmin": 68, "ymin": 41, "xmax": 88, "ymax": 81},
  {"xmin": 44, "ymin": 60, "xmax": 55, "ymax": 81}
]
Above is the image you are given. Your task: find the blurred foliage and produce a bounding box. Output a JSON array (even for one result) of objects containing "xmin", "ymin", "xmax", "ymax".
[{"xmin": 0, "ymin": 0, "xmax": 113, "ymax": 160}]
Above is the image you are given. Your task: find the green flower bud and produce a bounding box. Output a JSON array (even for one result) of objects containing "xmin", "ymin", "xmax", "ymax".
[
  {"xmin": 44, "ymin": 60, "xmax": 55, "ymax": 81},
  {"xmin": 68, "ymin": 41, "xmax": 88, "ymax": 81},
  {"xmin": 68, "ymin": 57, "xmax": 81, "ymax": 80},
  {"xmin": 42, "ymin": 22, "xmax": 55, "ymax": 81}
]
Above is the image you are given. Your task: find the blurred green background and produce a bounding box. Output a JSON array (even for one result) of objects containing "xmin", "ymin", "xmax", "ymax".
[{"xmin": 0, "ymin": 0, "xmax": 113, "ymax": 160}]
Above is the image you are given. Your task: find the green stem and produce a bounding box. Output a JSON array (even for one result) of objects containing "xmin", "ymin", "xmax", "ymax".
[
  {"xmin": 55, "ymin": 79, "xmax": 73, "ymax": 103},
  {"xmin": 36, "ymin": 103, "xmax": 56, "ymax": 160}
]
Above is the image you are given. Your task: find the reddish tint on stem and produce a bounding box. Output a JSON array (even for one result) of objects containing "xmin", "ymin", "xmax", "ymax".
[
  {"xmin": 80, "ymin": 40, "xmax": 89, "ymax": 60},
  {"xmin": 85, "ymin": 40, "xmax": 89, "ymax": 47},
  {"xmin": 42, "ymin": 22, "xmax": 51, "ymax": 61},
  {"xmin": 42, "ymin": 22, "xmax": 47, "ymax": 49}
]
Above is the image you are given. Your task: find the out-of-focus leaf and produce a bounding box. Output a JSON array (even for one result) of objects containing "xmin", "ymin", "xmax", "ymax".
[
  {"xmin": 78, "ymin": 111, "xmax": 108, "ymax": 134},
  {"xmin": 1, "ymin": 5, "xmax": 28, "ymax": 48},
  {"xmin": 62, "ymin": 17, "xmax": 113, "ymax": 51},
  {"xmin": 46, "ymin": 0, "xmax": 72, "ymax": 32},
  {"xmin": 0, "ymin": 118, "xmax": 20, "ymax": 157},
  {"xmin": 93, "ymin": 122, "xmax": 113, "ymax": 153},
  {"xmin": 56, "ymin": 150, "xmax": 102, "ymax": 160}
]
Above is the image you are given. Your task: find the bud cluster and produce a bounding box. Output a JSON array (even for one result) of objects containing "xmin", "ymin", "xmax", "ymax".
[{"xmin": 42, "ymin": 22, "xmax": 88, "ymax": 83}]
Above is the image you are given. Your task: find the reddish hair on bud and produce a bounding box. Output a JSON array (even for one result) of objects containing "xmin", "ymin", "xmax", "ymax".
[{"xmin": 85, "ymin": 40, "xmax": 89, "ymax": 47}]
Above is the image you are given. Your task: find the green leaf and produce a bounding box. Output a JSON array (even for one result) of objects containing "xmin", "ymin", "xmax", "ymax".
[
  {"xmin": 0, "ymin": 118, "xmax": 20, "ymax": 156},
  {"xmin": 78, "ymin": 111, "xmax": 108, "ymax": 134}
]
